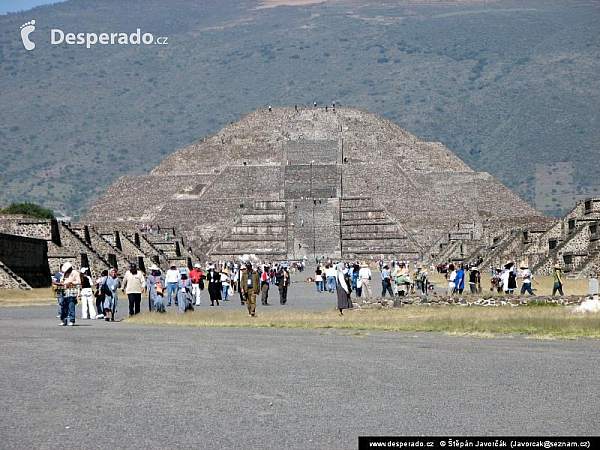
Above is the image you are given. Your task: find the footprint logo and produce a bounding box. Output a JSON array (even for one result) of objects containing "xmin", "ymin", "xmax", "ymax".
[{"xmin": 20, "ymin": 20, "xmax": 36, "ymax": 51}]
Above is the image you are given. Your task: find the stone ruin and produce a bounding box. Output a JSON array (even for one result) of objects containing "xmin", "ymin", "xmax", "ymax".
[
  {"xmin": 429, "ymin": 197, "xmax": 600, "ymax": 279},
  {"xmin": 84, "ymin": 106, "xmax": 545, "ymax": 262},
  {"xmin": 0, "ymin": 215, "xmax": 199, "ymax": 289}
]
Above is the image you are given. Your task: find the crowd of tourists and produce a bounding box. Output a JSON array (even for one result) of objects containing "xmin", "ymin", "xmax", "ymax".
[{"xmin": 51, "ymin": 260, "xmax": 293, "ymax": 325}]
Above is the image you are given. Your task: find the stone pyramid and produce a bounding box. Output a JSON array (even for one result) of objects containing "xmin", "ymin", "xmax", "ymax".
[{"xmin": 85, "ymin": 106, "xmax": 546, "ymax": 261}]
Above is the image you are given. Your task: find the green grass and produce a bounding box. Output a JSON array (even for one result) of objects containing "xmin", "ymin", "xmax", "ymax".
[{"xmin": 126, "ymin": 307, "xmax": 600, "ymax": 339}]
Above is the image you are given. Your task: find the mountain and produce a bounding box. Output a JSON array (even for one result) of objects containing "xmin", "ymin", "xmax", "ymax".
[{"xmin": 0, "ymin": 0, "xmax": 598, "ymax": 218}]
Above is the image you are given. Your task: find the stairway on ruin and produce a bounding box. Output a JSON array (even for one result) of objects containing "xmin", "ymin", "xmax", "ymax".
[
  {"xmin": 60, "ymin": 222, "xmax": 112, "ymax": 270},
  {"xmin": 0, "ymin": 259, "xmax": 33, "ymax": 290},
  {"xmin": 340, "ymin": 197, "xmax": 419, "ymax": 260},
  {"xmin": 210, "ymin": 201, "xmax": 288, "ymax": 260},
  {"xmin": 532, "ymin": 224, "xmax": 590, "ymax": 276}
]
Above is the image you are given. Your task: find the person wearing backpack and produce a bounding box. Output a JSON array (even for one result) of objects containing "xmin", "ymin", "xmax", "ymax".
[{"xmin": 146, "ymin": 265, "xmax": 166, "ymax": 313}]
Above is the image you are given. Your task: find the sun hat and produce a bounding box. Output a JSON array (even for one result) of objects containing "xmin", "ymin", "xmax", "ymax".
[
  {"xmin": 194, "ymin": 263, "xmax": 202, "ymax": 268},
  {"xmin": 180, "ymin": 268, "xmax": 187, "ymax": 275},
  {"xmin": 519, "ymin": 261, "xmax": 528, "ymax": 269},
  {"xmin": 554, "ymin": 264, "xmax": 561, "ymax": 269},
  {"xmin": 61, "ymin": 262, "xmax": 73, "ymax": 273},
  {"xmin": 79, "ymin": 267, "xmax": 88, "ymax": 274},
  {"xmin": 149, "ymin": 264, "xmax": 160, "ymax": 271}
]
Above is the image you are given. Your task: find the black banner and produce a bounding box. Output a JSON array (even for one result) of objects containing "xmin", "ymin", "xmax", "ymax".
[{"xmin": 358, "ymin": 437, "xmax": 597, "ymax": 450}]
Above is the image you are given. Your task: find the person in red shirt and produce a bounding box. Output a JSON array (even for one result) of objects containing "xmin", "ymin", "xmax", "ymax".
[
  {"xmin": 260, "ymin": 264, "xmax": 271, "ymax": 306},
  {"xmin": 189, "ymin": 263, "xmax": 204, "ymax": 306}
]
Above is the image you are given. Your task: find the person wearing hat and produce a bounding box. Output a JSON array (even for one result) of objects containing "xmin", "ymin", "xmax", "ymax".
[
  {"xmin": 241, "ymin": 262, "xmax": 260, "ymax": 316},
  {"xmin": 206, "ymin": 264, "xmax": 221, "ymax": 306},
  {"xmin": 358, "ymin": 262, "xmax": 372, "ymax": 300},
  {"xmin": 146, "ymin": 264, "xmax": 166, "ymax": 312},
  {"xmin": 381, "ymin": 264, "xmax": 394, "ymax": 298},
  {"xmin": 177, "ymin": 268, "xmax": 194, "ymax": 313},
  {"xmin": 59, "ymin": 262, "xmax": 81, "ymax": 326},
  {"xmin": 165, "ymin": 263, "xmax": 180, "ymax": 307},
  {"xmin": 518, "ymin": 262, "xmax": 538, "ymax": 296},
  {"xmin": 276, "ymin": 263, "xmax": 291, "ymax": 305},
  {"xmin": 122, "ymin": 263, "xmax": 146, "ymax": 317},
  {"xmin": 79, "ymin": 267, "xmax": 95, "ymax": 320},
  {"xmin": 552, "ymin": 264, "xmax": 564, "ymax": 296},
  {"xmin": 189, "ymin": 263, "xmax": 204, "ymax": 306}
]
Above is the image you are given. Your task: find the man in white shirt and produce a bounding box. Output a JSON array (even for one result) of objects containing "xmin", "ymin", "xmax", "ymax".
[
  {"xmin": 325, "ymin": 264, "xmax": 337, "ymax": 293},
  {"xmin": 165, "ymin": 263, "xmax": 181, "ymax": 307},
  {"xmin": 518, "ymin": 262, "xmax": 538, "ymax": 296},
  {"xmin": 358, "ymin": 262, "xmax": 372, "ymax": 300}
]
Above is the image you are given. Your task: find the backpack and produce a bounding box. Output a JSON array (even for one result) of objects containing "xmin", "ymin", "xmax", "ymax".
[{"xmin": 155, "ymin": 279, "xmax": 164, "ymax": 296}]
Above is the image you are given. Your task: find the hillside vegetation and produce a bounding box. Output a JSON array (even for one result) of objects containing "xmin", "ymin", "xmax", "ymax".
[{"xmin": 0, "ymin": 0, "xmax": 598, "ymax": 219}]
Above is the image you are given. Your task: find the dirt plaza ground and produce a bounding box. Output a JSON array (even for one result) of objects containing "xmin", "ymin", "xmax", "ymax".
[{"xmin": 1, "ymin": 274, "xmax": 599, "ymax": 449}]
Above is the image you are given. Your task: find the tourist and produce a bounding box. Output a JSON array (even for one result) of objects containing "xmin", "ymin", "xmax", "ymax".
[
  {"xmin": 59, "ymin": 262, "xmax": 80, "ymax": 326},
  {"xmin": 358, "ymin": 262, "xmax": 372, "ymax": 300},
  {"xmin": 419, "ymin": 266, "xmax": 429, "ymax": 295},
  {"xmin": 260, "ymin": 264, "xmax": 270, "ymax": 305},
  {"xmin": 237, "ymin": 265, "xmax": 247, "ymax": 305},
  {"xmin": 103, "ymin": 268, "xmax": 120, "ymax": 321},
  {"xmin": 447, "ymin": 264, "xmax": 456, "ymax": 295},
  {"xmin": 94, "ymin": 269, "xmax": 108, "ymax": 319},
  {"xmin": 122, "ymin": 263, "xmax": 146, "ymax": 316},
  {"xmin": 165, "ymin": 263, "xmax": 180, "ymax": 307},
  {"xmin": 276, "ymin": 263, "xmax": 290, "ymax": 305},
  {"xmin": 146, "ymin": 264, "xmax": 165, "ymax": 312},
  {"xmin": 315, "ymin": 265, "xmax": 324, "ymax": 293},
  {"xmin": 325, "ymin": 264, "xmax": 337, "ymax": 293},
  {"xmin": 352, "ymin": 263, "xmax": 361, "ymax": 297},
  {"xmin": 52, "ymin": 266, "xmax": 65, "ymax": 318},
  {"xmin": 177, "ymin": 268, "xmax": 194, "ymax": 313},
  {"xmin": 79, "ymin": 267, "xmax": 95, "ymax": 320},
  {"xmin": 552, "ymin": 264, "xmax": 564, "ymax": 296},
  {"xmin": 501, "ymin": 261, "xmax": 517, "ymax": 294},
  {"xmin": 455, "ymin": 265, "xmax": 465, "ymax": 294},
  {"xmin": 518, "ymin": 262, "xmax": 537, "ymax": 296},
  {"xmin": 468, "ymin": 267, "xmax": 480, "ymax": 294},
  {"xmin": 336, "ymin": 262, "xmax": 352, "ymax": 315},
  {"xmin": 381, "ymin": 264, "xmax": 394, "ymax": 297},
  {"xmin": 241, "ymin": 262, "xmax": 259, "ymax": 316},
  {"xmin": 220, "ymin": 266, "xmax": 231, "ymax": 301},
  {"xmin": 206, "ymin": 265, "xmax": 221, "ymax": 306},
  {"xmin": 189, "ymin": 263, "xmax": 204, "ymax": 306}
]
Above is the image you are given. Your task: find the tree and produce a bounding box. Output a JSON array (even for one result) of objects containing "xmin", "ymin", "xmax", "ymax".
[{"xmin": 1, "ymin": 203, "xmax": 55, "ymax": 219}]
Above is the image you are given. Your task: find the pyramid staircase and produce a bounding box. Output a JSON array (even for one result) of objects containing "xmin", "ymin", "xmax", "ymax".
[
  {"xmin": 60, "ymin": 222, "xmax": 111, "ymax": 269},
  {"xmin": 209, "ymin": 200, "xmax": 288, "ymax": 260},
  {"xmin": 340, "ymin": 197, "xmax": 419, "ymax": 260},
  {"xmin": 0, "ymin": 259, "xmax": 33, "ymax": 290}
]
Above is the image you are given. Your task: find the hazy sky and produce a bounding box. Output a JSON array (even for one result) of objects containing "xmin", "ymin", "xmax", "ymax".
[{"xmin": 1, "ymin": 0, "xmax": 67, "ymax": 15}]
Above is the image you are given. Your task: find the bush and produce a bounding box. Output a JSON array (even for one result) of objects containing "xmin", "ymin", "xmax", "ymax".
[{"xmin": 1, "ymin": 202, "xmax": 55, "ymax": 219}]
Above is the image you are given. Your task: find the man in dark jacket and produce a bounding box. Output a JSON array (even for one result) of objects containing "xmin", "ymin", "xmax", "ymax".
[
  {"xmin": 276, "ymin": 264, "xmax": 290, "ymax": 305},
  {"xmin": 241, "ymin": 262, "xmax": 260, "ymax": 316}
]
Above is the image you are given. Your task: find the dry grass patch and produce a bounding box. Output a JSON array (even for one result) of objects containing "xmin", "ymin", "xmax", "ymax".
[
  {"xmin": 126, "ymin": 306, "xmax": 600, "ymax": 338},
  {"xmin": 0, "ymin": 288, "xmax": 56, "ymax": 307}
]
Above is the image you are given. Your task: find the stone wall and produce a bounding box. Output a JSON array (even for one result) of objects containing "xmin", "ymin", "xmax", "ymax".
[{"xmin": 0, "ymin": 233, "xmax": 51, "ymax": 288}]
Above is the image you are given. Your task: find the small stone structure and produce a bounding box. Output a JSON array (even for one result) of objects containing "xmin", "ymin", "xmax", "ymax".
[
  {"xmin": 428, "ymin": 198, "xmax": 600, "ymax": 279},
  {"xmin": 84, "ymin": 106, "xmax": 544, "ymax": 261},
  {"xmin": 0, "ymin": 215, "xmax": 199, "ymax": 286}
]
